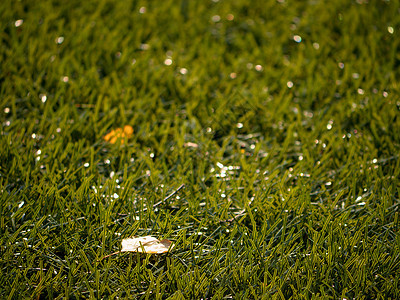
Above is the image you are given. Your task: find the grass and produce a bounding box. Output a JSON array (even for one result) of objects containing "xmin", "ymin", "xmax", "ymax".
[{"xmin": 1, "ymin": 0, "xmax": 400, "ymax": 298}]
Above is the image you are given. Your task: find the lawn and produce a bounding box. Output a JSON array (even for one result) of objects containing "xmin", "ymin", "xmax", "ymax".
[{"xmin": 1, "ymin": 0, "xmax": 399, "ymax": 298}]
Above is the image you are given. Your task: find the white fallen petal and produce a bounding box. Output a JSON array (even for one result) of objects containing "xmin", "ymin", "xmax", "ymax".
[{"xmin": 121, "ymin": 236, "xmax": 173, "ymax": 254}]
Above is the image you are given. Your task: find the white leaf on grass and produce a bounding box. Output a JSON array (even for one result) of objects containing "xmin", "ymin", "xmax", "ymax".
[{"xmin": 121, "ymin": 236, "xmax": 174, "ymax": 254}]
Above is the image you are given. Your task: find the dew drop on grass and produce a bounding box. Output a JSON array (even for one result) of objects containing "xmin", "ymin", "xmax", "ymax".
[
  {"xmin": 15, "ymin": 19, "xmax": 24, "ymax": 27},
  {"xmin": 388, "ymin": 26, "xmax": 394, "ymax": 34},
  {"xmin": 40, "ymin": 94, "xmax": 47, "ymax": 103},
  {"xmin": 4, "ymin": 107, "xmax": 10, "ymax": 113},
  {"xmin": 84, "ymin": 163, "xmax": 89, "ymax": 168},
  {"xmin": 237, "ymin": 122, "xmax": 243, "ymax": 128},
  {"xmin": 164, "ymin": 58, "xmax": 172, "ymax": 65},
  {"xmin": 338, "ymin": 62, "xmax": 344, "ymax": 69},
  {"xmin": 230, "ymin": 72, "xmax": 237, "ymax": 79},
  {"xmin": 293, "ymin": 35, "xmax": 302, "ymax": 43},
  {"xmin": 139, "ymin": 6, "xmax": 146, "ymax": 14},
  {"xmin": 313, "ymin": 42, "xmax": 320, "ymax": 49},
  {"xmin": 255, "ymin": 64, "xmax": 263, "ymax": 71},
  {"xmin": 287, "ymin": 81, "xmax": 293, "ymax": 88},
  {"xmin": 55, "ymin": 36, "xmax": 64, "ymax": 44},
  {"xmin": 304, "ymin": 111, "xmax": 314, "ymax": 118},
  {"xmin": 179, "ymin": 68, "xmax": 188, "ymax": 75},
  {"xmin": 211, "ymin": 15, "xmax": 221, "ymax": 22},
  {"xmin": 226, "ymin": 14, "xmax": 234, "ymax": 21},
  {"xmin": 140, "ymin": 43, "xmax": 150, "ymax": 50}
]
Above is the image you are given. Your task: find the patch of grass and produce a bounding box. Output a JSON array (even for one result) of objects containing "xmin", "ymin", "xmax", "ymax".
[{"xmin": 1, "ymin": 0, "xmax": 399, "ymax": 298}]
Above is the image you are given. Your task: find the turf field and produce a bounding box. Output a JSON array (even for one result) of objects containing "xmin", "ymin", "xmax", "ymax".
[{"xmin": 1, "ymin": 0, "xmax": 399, "ymax": 298}]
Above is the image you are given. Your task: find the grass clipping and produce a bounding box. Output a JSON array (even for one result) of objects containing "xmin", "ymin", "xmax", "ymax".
[{"xmin": 103, "ymin": 236, "xmax": 174, "ymax": 259}]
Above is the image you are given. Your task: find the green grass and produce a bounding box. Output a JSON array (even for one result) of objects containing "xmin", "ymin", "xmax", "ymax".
[{"xmin": 1, "ymin": 0, "xmax": 400, "ymax": 298}]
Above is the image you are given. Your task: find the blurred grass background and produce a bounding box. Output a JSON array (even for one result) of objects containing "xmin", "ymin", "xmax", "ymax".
[{"xmin": 1, "ymin": 0, "xmax": 399, "ymax": 298}]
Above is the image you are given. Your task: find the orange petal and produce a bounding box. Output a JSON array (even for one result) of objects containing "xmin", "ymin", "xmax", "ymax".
[{"xmin": 123, "ymin": 125, "xmax": 134, "ymax": 136}]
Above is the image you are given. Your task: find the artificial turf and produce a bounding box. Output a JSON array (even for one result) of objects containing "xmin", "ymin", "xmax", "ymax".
[{"xmin": 1, "ymin": 0, "xmax": 399, "ymax": 298}]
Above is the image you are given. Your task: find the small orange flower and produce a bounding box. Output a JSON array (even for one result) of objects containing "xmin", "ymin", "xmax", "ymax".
[{"xmin": 103, "ymin": 125, "xmax": 134, "ymax": 144}]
